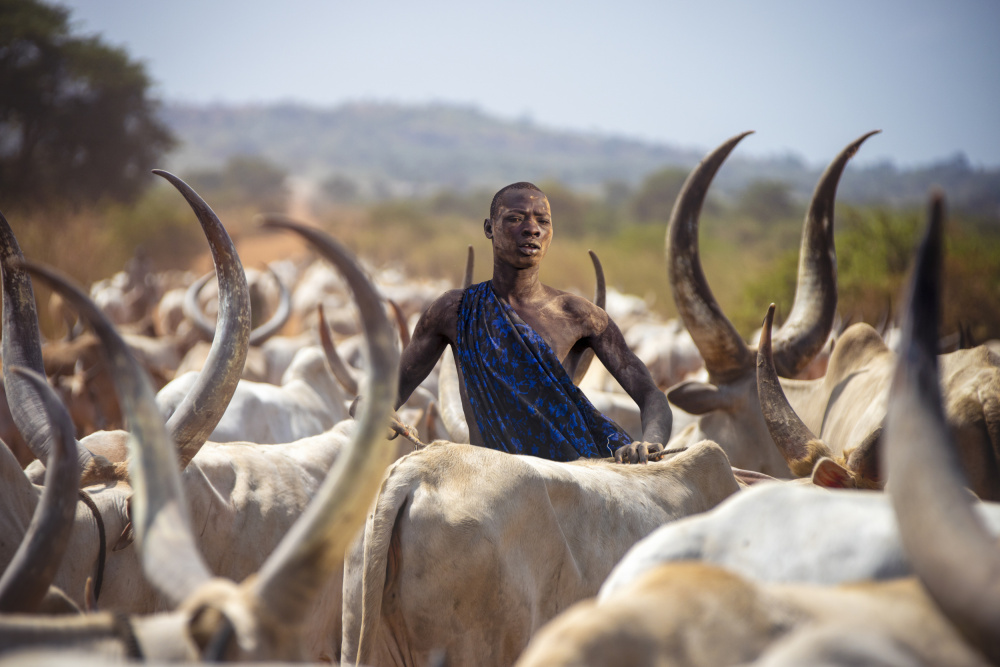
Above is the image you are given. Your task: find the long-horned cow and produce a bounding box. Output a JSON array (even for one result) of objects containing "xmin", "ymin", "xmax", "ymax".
[
  {"xmin": 663, "ymin": 132, "xmax": 1000, "ymax": 499},
  {"xmin": 0, "ymin": 220, "xmax": 401, "ymax": 661},
  {"xmin": 516, "ymin": 192, "xmax": 1000, "ymax": 667}
]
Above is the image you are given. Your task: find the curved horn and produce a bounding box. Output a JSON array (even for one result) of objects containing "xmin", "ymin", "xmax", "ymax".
[
  {"xmin": 0, "ymin": 213, "xmax": 94, "ymax": 472},
  {"xmin": 885, "ymin": 192, "xmax": 1000, "ymax": 662},
  {"xmin": 248, "ymin": 266, "xmax": 292, "ymax": 346},
  {"xmin": 756, "ymin": 304, "xmax": 832, "ymax": 477},
  {"xmin": 186, "ymin": 266, "xmax": 290, "ymax": 347},
  {"xmin": 153, "ymin": 170, "xmax": 251, "ymax": 468},
  {"xmin": 563, "ymin": 250, "xmax": 606, "ymax": 384},
  {"xmin": 19, "ymin": 260, "xmax": 213, "ymax": 607},
  {"xmin": 771, "ymin": 131, "xmax": 880, "ymax": 377},
  {"xmin": 251, "ymin": 218, "xmax": 399, "ymax": 627},
  {"xmin": 317, "ymin": 303, "xmax": 359, "ymax": 396},
  {"xmin": 0, "ymin": 367, "xmax": 81, "ymax": 613},
  {"xmin": 667, "ymin": 132, "xmax": 754, "ymax": 380},
  {"xmin": 439, "ymin": 350, "xmax": 470, "ymax": 443},
  {"xmin": 182, "ymin": 271, "xmax": 217, "ymax": 343},
  {"xmin": 387, "ymin": 299, "xmax": 410, "ymax": 350},
  {"xmin": 463, "ymin": 245, "xmax": 474, "ymax": 289}
]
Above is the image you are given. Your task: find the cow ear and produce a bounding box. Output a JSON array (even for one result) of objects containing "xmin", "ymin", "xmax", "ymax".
[
  {"xmin": 667, "ymin": 380, "xmax": 732, "ymax": 415},
  {"xmin": 811, "ymin": 457, "xmax": 857, "ymax": 489}
]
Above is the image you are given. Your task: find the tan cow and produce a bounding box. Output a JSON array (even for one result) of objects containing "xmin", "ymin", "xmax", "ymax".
[
  {"xmin": 515, "ymin": 193, "xmax": 1000, "ymax": 667},
  {"xmin": 663, "ymin": 132, "xmax": 1000, "ymax": 500},
  {"xmin": 342, "ymin": 440, "xmax": 740, "ymax": 667}
]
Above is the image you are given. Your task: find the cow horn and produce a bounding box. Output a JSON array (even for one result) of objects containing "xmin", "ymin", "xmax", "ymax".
[
  {"xmin": 248, "ymin": 266, "xmax": 292, "ymax": 345},
  {"xmin": 182, "ymin": 271, "xmax": 217, "ymax": 341},
  {"xmin": 771, "ymin": 131, "xmax": 879, "ymax": 377},
  {"xmin": 756, "ymin": 304, "xmax": 832, "ymax": 477},
  {"xmin": 439, "ymin": 350, "xmax": 470, "ymax": 443},
  {"xmin": 387, "ymin": 299, "xmax": 410, "ymax": 350},
  {"xmin": 884, "ymin": 192, "xmax": 1000, "ymax": 663},
  {"xmin": 0, "ymin": 212, "xmax": 95, "ymax": 472},
  {"xmin": 250, "ymin": 218, "xmax": 399, "ymax": 627},
  {"xmin": 184, "ymin": 266, "xmax": 289, "ymax": 347},
  {"xmin": 153, "ymin": 170, "xmax": 251, "ymax": 468},
  {"xmin": 317, "ymin": 303, "xmax": 360, "ymax": 396},
  {"xmin": 18, "ymin": 260, "xmax": 214, "ymax": 608},
  {"xmin": 463, "ymin": 244, "xmax": 475, "ymax": 288},
  {"xmin": 0, "ymin": 367, "xmax": 82, "ymax": 613},
  {"xmin": 563, "ymin": 250, "xmax": 606, "ymax": 384},
  {"xmin": 667, "ymin": 132, "xmax": 754, "ymax": 381},
  {"xmin": 436, "ymin": 245, "xmax": 476, "ymax": 442}
]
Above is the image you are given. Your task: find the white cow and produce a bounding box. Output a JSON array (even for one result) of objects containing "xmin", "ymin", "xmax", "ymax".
[{"xmin": 343, "ymin": 441, "xmax": 740, "ymax": 667}]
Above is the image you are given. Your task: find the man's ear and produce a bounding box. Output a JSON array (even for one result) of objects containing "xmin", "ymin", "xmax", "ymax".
[{"xmin": 483, "ymin": 218, "xmax": 493, "ymax": 239}]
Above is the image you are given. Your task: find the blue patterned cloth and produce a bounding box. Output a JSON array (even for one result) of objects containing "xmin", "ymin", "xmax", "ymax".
[{"xmin": 456, "ymin": 281, "xmax": 633, "ymax": 461}]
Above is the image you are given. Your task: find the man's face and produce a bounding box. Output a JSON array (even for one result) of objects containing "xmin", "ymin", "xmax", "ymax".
[{"xmin": 484, "ymin": 189, "xmax": 553, "ymax": 269}]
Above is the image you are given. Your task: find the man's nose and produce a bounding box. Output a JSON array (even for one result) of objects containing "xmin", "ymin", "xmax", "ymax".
[{"xmin": 522, "ymin": 218, "xmax": 541, "ymax": 235}]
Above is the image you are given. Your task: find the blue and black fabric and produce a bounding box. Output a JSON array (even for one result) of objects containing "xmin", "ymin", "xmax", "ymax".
[{"xmin": 455, "ymin": 281, "xmax": 633, "ymax": 461}]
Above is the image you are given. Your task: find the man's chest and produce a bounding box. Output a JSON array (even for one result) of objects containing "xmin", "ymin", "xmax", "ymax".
[{"xmin": 507, "ymin": 304, "xmax": 588, "ymax": 362}]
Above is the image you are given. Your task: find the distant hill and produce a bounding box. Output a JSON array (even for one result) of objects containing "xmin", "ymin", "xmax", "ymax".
[{"xmin": 161, "ymin": 102, "xmax": 1000, "ymax": 218}]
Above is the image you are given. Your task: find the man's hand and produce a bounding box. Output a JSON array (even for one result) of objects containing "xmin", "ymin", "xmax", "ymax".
[{"xmin": 614, "ymin": 441, "xmax": 667, "ymax": 465}]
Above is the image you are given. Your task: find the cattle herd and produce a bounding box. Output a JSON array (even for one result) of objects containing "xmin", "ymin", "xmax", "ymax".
[{"xmin": 0, "ymin": 132, "xmax": 998, "ymax": 665}]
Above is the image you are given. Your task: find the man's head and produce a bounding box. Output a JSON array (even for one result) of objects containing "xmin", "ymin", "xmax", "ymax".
[{"xmin": 484, "ymin": 182, "xmax": 552, "ymax": 269}]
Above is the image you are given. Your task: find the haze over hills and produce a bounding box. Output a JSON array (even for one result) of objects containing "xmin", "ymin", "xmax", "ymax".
[{"xmin": 162, "ymin": 101, "xmax": 1000, "ymax": 217}]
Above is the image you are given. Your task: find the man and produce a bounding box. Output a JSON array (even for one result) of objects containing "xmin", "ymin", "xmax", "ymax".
[{"xmin": 396, "ymin": 182, "xmax": 672, "ymax": 463}]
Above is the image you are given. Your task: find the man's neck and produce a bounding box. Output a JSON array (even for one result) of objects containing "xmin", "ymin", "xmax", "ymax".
[{"xmin": 490, "ymin": 262, "xmax": 544, "ymax": 306}]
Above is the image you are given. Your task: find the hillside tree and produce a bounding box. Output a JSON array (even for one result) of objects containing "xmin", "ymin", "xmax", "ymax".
[{"xmin": 0, "ymin": 0, "xmax": 175, "ymax": 209}]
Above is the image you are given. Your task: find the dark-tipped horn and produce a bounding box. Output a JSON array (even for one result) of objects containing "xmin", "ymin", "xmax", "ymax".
[
  {"xmin": 757, "ymin": 304, "xmax": 832, "ymax": 477},
  {"xmin": 0, "ymin": 213, "xmax": 94, "ymax": 472},
  {"xmin": 667, "ymin": 132, "xmax": 754, "ymax": 381},
  {"xmin": 885, "ymin": 192, "xmax": 1000, "ymax": 662},
  {"xmin": 18, "ymin": 260, "xmax": 213, "ymax": 608},
  {"xmin": 251, "ymin": 218, "xmax": 399, "ymax": 628},
  {"xmin": 771, "ymin": 131, "xmax": 879, "ymax": 377},
  {"xmin": 248, "ymin": 266, "xmax": 292, "ymax": 346},
  {"xmin": 317, "ymin": 303, "xmax": 359, "ymax": 396},
  {"xmin": 463, "ymin": 245, "xmax": 474, "ymax": 289},
  {"xmin": 563, "ymin": 250, "xmax": 606, "ymax": 384},
  {"xmin": 153, "ymin": 170, "xmax": 251, "ymax": 468},
  {"xmin": 0, "ymin": 367, "xmax": 81, "ymax": 613}
]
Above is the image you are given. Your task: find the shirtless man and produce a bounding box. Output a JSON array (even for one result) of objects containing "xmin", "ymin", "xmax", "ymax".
[{"xmin": 396, "ymin": 182, "xmax": 672, "ymax": 464}]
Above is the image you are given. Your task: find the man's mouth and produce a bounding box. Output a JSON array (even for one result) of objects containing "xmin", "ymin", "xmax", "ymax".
[{"xmin": 518, "ymin": 243, "xmax": 541, "ymax": 255}]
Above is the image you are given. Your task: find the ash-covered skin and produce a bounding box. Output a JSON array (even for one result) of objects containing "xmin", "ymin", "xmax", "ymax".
[{"xmin": 396, "ymin": 185, "xmax": 671, "ymax": 464}]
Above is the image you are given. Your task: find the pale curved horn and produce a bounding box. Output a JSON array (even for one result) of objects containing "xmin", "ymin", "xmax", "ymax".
[
  {"xmin": 771, "ymin": 131, "xmax": 880, "ymax": 377},
  {"xmin": 153, "ymin": 170, "xmax": 251, "ymax": 467},
  {"xmin": 182, "ymin": 271, "xmax": 217, "ymax": 342},
  {"xmin": 667, "ymin": 132, "xmax": 754, "ymax": 381},
  {"xmin": 756, "ymin": 304, "xmax": 832, "ymax": 477},
  {"xmin": 0, "ymin": 212, "xmax": 94, "ymax": 472},
  {"xmin": 563, "ymin": 250, "xmax": 606, "ymax": 384},
  {"xmin": 317, "ymin": 303, "xmax": 359, "ymax": 396},
  {"xmin": 19, "ymin": 260, "xmax": 213, "ymax": 607},
  {"xmin": 251, "ymin": 218, "xmax": 399, "ymax": 627},
  {"xmin": 248, "ymin": 266, "xmax": 292, "ymax": 346},
  {"xmin": 439, "ymin": 350, "xmax": 470, "ymax": 443},
  {"xmin": 885, "ymin": 192, "xmax": 1000, "ymax": 663},
  {"xmin": 0, "ymin": 367, "xmax": 81, "ymax": 612}
]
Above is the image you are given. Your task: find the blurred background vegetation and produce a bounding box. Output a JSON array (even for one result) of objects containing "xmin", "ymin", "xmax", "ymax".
[{"xmin": 4, "ymin": 0, "xmax": 999, "ymax": 343}]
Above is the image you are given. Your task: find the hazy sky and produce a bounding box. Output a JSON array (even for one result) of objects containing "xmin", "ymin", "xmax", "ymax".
[{"xmin": 58, "ymin": 0, "xmax": 1000, "ymax": 168}]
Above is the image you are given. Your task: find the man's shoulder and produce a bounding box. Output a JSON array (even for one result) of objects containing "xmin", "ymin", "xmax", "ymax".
[
  {"xmin": 542, "ymin": 286, "xmax": 610, "ymax": 334},
  {"xmin": 428, "ymin": 287, "xmax": 465, "ymax": 318}
]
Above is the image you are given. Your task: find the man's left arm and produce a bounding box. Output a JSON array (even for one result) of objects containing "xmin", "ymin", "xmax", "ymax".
[{"xmin": 589, "ymin": 317, "xmax": 673, "ymax": 464}]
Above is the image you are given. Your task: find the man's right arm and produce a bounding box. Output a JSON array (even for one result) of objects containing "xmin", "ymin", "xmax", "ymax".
[{"xmin": 395, "ymin": 289, "xmax": 462, "ymax": 410}]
